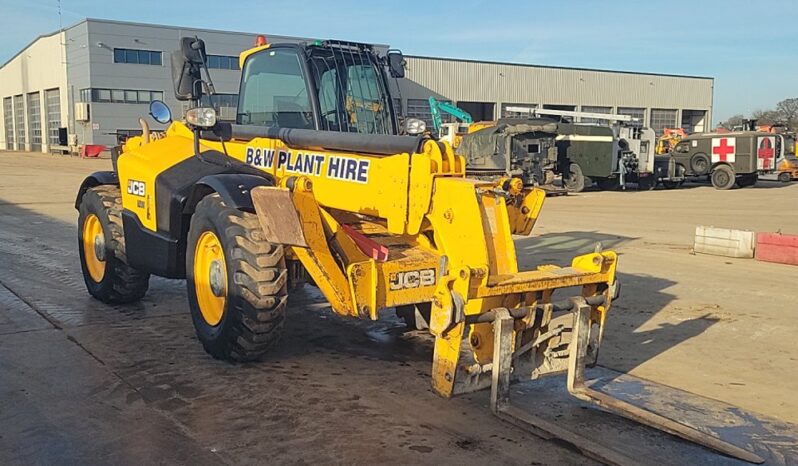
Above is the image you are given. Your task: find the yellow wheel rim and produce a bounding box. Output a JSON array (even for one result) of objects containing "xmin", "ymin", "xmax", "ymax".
[
  {"xmin": 82, "ymin": 214, "xmax": 106, "ymax": 282},
  {"xmin": 193, "ymin": 230, "xmax": 227, "ymax": 326}
]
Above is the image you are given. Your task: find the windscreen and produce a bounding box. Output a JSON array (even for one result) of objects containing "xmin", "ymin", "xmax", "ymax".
[
  {"xmin": 784, "ymin": 134, "xmax": 796, "ymax": 156},
  {"xmin": 237, "ymin": 49, "xmax": 313, "ymax": 129},
  {"xmin": 308, "ymin": 46, "xmax": 394, "ymax": 135}
]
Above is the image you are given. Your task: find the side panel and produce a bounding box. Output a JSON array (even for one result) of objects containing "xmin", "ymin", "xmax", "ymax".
[
  {"xmin": 555, "ymin": 125, "xmax": 615, "ymax": 178},
  {"xmin": 197, "ymin": 132, "xmax": 460, "ymax": 236},
  {"xmin": 123, "ymin": 211, "xmax": 185, "ymax": 278}
]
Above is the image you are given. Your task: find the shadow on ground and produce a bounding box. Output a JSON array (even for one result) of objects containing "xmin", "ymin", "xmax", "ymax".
[{"xmin": 515, "ymin": 230, "xmax": 716, "ymax": 375}]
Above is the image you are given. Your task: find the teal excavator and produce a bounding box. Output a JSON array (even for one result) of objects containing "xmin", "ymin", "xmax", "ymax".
[{"xmin": 428, "ymin": 97, "xmax": 473, "ymax": 146}]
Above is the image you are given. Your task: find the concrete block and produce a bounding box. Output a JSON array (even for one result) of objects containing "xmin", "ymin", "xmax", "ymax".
[
  {"xmin": 694, "ymin": 226, "xmax": 755, "ymax": 258},
  {"xmin": 755, "ymin": 232, "xmax": 798, "ymax": 266}
]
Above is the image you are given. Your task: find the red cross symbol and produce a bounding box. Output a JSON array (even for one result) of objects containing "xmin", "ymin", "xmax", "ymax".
[
  {"xmin": 758, "ymin": 138, "xmax": 775, "ymax": 169},
  {"xmin": 713, "ymin": 138, "xmax": 735, "ymax": 162}
]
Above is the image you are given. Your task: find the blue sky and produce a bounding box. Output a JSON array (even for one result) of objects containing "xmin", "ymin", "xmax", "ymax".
[{"xmin": 1, "ymin": 0, "xmax": 795, "ymax": 123}]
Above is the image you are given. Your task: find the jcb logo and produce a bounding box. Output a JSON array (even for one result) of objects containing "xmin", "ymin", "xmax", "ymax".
[
  {"xmin": 127, "ymin": 180, "xmax": 146, "ymax": 197},
  {"xmin": 389, "ymin": 269, "xmax": 436, "ymax": 291}
]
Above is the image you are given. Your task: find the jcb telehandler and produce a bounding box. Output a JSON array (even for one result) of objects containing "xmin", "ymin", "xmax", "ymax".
[{"xmin": 75, "ymin": 36, "xmax": 762, "ymax": 464}]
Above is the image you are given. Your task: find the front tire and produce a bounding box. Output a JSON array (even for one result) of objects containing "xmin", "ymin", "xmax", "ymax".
[
  {"xmin": 778, "ymin": 172, "xmax": 792, "ymax": 183},
  {"xmin": 711, "ymin": 165, "xmax": 737, "ymax": 190},
  {"xmin": 78, "ymin": 185, "xmax": 150, "ymax": 303},
  {"xmin": 187, "ymin": 194, "xmax": 288, "ymax": 361},
  {"xmin": 564, "ymin": 163, "xmax": 588, "ymax": 192}
]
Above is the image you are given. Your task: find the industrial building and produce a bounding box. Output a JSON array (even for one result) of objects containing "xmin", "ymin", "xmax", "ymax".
[{"xmin": 0, "ymin": 18, "xmax": 714, "ymax": 152}]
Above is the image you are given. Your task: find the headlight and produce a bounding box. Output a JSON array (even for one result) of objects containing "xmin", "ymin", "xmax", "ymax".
[
  {"xmin": 404, "ymin": 118, "xmax": 426, "ymax": 135},
  {"xmin": 185, "ymin": 107, "xmax": 217, "ymax": 128}
]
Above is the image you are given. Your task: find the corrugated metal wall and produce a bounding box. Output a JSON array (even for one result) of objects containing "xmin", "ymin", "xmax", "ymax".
[{"xmin": 398, "ymin": 56, "xmax": 713, "ymax": 127}]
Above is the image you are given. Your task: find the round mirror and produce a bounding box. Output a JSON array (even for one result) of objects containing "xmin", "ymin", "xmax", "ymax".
[{"xmin": 149, "ymin": 100, "xmax": 172, "ymax": 124}]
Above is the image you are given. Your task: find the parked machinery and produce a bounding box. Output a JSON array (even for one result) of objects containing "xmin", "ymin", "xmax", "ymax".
[
  {"xmin": 428, "ymin": 96, "xmax": 473, "ymax": 148},
  {"xmin": 74, "ymin": 35, "xmax": 763, "ymax": 464},
  {"xmin": 662, "ymin": 130, "xmax": 785, "ymax": 189},
  {"xmin": 458, "ymin": 106, "xmax": 662, "ymax": 191},
  {"xmin": 656, "ymin": 127, "xmax": 687, "ymax": 155}
]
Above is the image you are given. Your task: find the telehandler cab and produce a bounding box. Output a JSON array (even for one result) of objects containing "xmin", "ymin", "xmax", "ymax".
[{"xmin": 75, "ymin": 36, "xmax": 762, "ymax": 463}]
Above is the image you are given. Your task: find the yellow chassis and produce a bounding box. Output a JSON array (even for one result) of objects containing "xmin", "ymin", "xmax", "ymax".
[{"xmin": 119, "ymin": 122, "xmax": 760, "ymax": 462}]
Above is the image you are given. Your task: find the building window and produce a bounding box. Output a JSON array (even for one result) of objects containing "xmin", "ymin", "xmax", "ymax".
[
  {"xmin": 681, "ymin": 109, "xmax": 706, "ymax": 133},
  {"xmin": 27, "ymin": 92, "xmax": 42, "ymax": 151},
  {"xmin": 501, "ymin": 103, "xmax": 537, "ymax": 118},
  {"xmin": 650, "ymin": 108, "xmax": 677, "ymax": 135},
  {"xmin": 80, "ymin": 88, "xmax": 163, "ymax": 105},
  {"xmin": 45, "ymin": 89, "xmax": 61, "ymax": 146},
  {"xmin": 3, "ymin": 97, "xmax": 13, "ymax": 149},
  {"xmin": 207, "ymin": 54, "xmax": 240, "ymax": 70},
  {"xmin": 13, "ymin": 95, "xmax": 25, "ymax": 146},
  {"xmin": 580, "ymin": 105, "xmax": 612, "ymax": 124},
  {"xmin": 617, "ymin": 107, "xmax": 645, "ymax": 128},
  {"xmin": 113, "ymin": 48, "xmax": 162, "ymax": 65}
]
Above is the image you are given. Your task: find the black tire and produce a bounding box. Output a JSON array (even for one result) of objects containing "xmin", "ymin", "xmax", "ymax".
[
  {"xmin": 596, "ymin": 177, "xmax": 619, "ymax": 191},
  {"xmin": 637, "ymin": 175, "xmax": 656, "ymax": 191},
  {"xmin": 778, "ymin": 172, "xmax": 792, "ymax": 183},
  {"xmin": 690, "ymin": 153, "xmax": 710, "ymax": 175},
  {"xmin": 564, "ymin": 163, "xmax": 588, "ymax": 192},
  {"xmin": 78, "ymin": 185, "xmax": 150, "ymax": 303},
  {"xmin": 661, "ymin": 179, "xmax": 682, "ymax": 189},
  {"xmin": 186, "ymin": 193, "xmax": 287, "ymax": 361},
  {"xmin": 711, "ymin": 165, "xmax": 736, "ymax": 190},
  {"xmin": 736, "ymin": 174, "xmax": 758, "ymax": 188},
  {"xmin": 396, "ymin": 303, "xmax": 431, "ymax": 330}
]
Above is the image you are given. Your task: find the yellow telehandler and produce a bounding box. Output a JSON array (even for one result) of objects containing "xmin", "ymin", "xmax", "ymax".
[{"xmin": 75, "ymin": 36, "xmax": 762, "ymax": 464}]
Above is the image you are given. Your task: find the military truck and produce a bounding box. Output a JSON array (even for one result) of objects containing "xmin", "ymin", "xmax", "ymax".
[
  {"xmin": 664, "ymin": 131, "xmax": 784, "ymax": 189},
  {"xmin": 497, "ymin": 107, "xmax": 659, "ymax": 191},
  {"xmin": 455, "ymin": 118, "xmax": 560, "ymax": 186}
]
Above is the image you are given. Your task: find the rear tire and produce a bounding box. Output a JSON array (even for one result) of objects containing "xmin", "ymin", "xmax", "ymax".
[
  {"xmin": 637, "ymin": 176, "xmax": 656, "ymax": 191},
  {"xmin": 710, "ymin": 165, "xmax": 736, "ymax": 190},
  {"xmin": 187, "ymin": 194, "xmax": 288, "ymax": 361},
  {"xmin": 564, "ymin": 163, "xmax": 588, "ymax": 192},
  {"xmin": 736, "ymin": 174, "xmax": 758, "ymax": 188},
  {"xmin": 596, "ymin": 178, "xmax": 619, "ymax": 191},
  {"xmin": 78, "ymin": 185, "xmax": 150, "ymax": 303},
  {"xmin": 690, "ymin": 153, "xmax": 710, "ymax": 175}
]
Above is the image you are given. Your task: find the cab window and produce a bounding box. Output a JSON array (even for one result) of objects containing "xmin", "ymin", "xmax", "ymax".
[
  {"xmin": 237, "ymin": 49, "xmax": 313, "ymax": 129},
  {"xmin": 310, "ymin": 53, "xmax": 393, "ymax": 135}
]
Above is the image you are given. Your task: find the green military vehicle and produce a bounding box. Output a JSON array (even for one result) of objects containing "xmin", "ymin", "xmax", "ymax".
[
  {"xmin": 455, "ymin": 118, "xmax": 560, "ymax": 186},
  {"xmin": 554, "ymin": 122, "xmax": 659, "ymax": 191},
  {"xmin": 467, "ymin": 107, "xmax": 661, "ymax": 192},
  {"xmin": 664, "ymin": 131, "xmax": 783, "ymax": 189}
]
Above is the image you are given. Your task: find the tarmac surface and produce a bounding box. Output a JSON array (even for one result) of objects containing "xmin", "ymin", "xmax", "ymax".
[{"xmin": 1, "ymin": 151, "xmax": 797, "ymax": 465}]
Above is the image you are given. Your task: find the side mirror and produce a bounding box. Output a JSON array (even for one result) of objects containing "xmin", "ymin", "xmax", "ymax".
[
  {"xmin": 387, "ymin": 50, "xmax": 405, "ymax": 78},
  {"xmin": 171, "ymin": 37, "xmax": 207, "ymax": 101},
  {"xmin": 149, "ymin": 100, "xmax": 172, "ymax": 124}
]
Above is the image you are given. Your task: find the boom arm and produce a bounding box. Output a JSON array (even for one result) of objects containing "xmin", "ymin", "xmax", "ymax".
[{"xmin": 429, "ymin": 96, "xmax": 474, "ymax": 131}]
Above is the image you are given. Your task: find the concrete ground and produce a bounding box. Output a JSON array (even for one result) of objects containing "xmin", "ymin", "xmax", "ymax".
[{"xmin": 1, "ymin": 151, "xmax": 796, "ymax": 465}]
